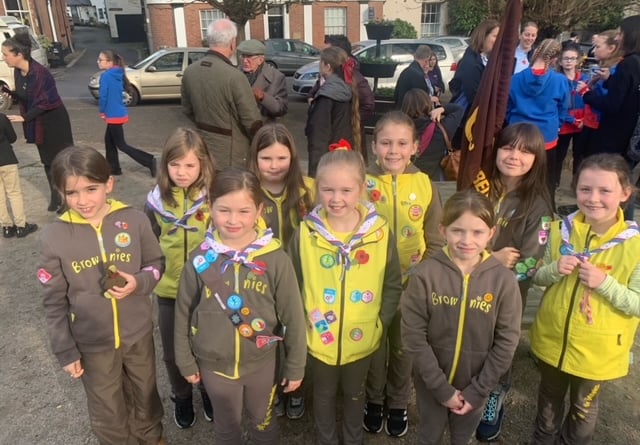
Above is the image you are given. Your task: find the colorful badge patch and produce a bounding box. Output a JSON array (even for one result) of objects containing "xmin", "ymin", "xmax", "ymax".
[
  {"xmin": 538, "ymin": 230, "xmax": 549, "ymax": 245},
  {"xmin": 238, "ymin": 324, "xmax": 253, "ymax": 337},
  {"xmin": 370, "ymin": 190, "xmax": 382, "ymax": 202},
  {"xmin": 256, "ymin": 335, "xmax": 282, "ymax": 349},
  {"xmin": 540, "ymin": 216, "xmax": 552, "ymax": 231},
  {"xmin": 320, "ymin": 254, "xmax": 336, "ymax": 268},
  {"xmin": 323, "ymin": 288, "xmax": 337, "ymax": 304},
  {"xmin": 401, "ymin": 226, "xmax": 414, "ymax": 238},
  {"xmin": 37, "ymin": 268, "xmax": 52, "ymax": 284},
  {"xmin": 365, "ymin": 178, "xmax": 376, "ymax": 190},
  {"xmin": 230, "ymin": 312, "xmax": 242, "ymax": 326},
  {"xmin": 114, "ymin": 221, "xmax": 129, "ymax": 230},
  {"xmin": 226, "ymin": 294, "xmax": 243, "ymax": 311},
  {"xmin": 193, "ymin": 255, "xmax": 209, "ymax": 273},
  {"xmin": 309, "ymin": 308, "xmax": 324, "ymax": 323},
  {"xmin": 350, "ymin": 328, "xmax": 363, "ymax": 341},
  {"xmin": 114, "ymin": 232, "xmax": 131, "ymax": 248},
  {"xmin": 354, "ymin": 250, "xmax": 369, "ymax": 265},
  {"xmin": 408, "ymin": 193, "xmax": 417, "ymax": 201},
  {"xmin": 350, "ymin": 290, "xmax": 362, "ymax": 303},
  {"xmin": 241, "ymin": 307, "xmax": 251, "ymax": 316},
  {"xmin": 408, "ymin": 205, "xmax": 423, "ymax": 221},
  {"xmin": 142, "ymin": 265, "xmax": 161, "ymax": 281},
  {"xmin": 205, "ymin": 249, "xmax": 218, "ymax": 263},
  {"xmin": 251, "ymin": 318, "xmax": 266, "ymax": 332},
  {"xmin": 361, "ymin": 290, "xmax": 374, "ymax": 304},
  {"xmin": 315, "ymin": 319, "xmax": 329, "ymax": 334},
  {"xmin": 320, "ymin": 332, "xmax": 335, "ymax": 345},
  {"xmin": 324, "ymin": 311, "xmax": 337, "ymax": 324}
]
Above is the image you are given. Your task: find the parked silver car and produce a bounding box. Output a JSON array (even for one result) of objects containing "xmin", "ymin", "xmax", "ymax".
[
  {"xmin": 264, "ymin": 39, "xmax": 320, "ymax": 75},
  {"xmin": 88, "ymin": 47, "xmax": 209, "ymax": 106},
  {"xmin": 292, "ymin": 39, "xmax": 459, "ymax": 96}
]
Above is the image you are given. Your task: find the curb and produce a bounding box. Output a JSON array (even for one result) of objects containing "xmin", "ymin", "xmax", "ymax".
[{"xmin": 65, "ymin": 47, "xmax": 87, "ymax": 69}]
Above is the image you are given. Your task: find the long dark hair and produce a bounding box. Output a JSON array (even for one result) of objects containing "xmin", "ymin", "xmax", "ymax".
[
  {"xmin": 100, "ymin": 49, "xmax": 131, "ymax": 91},
  {"xmin": 247, "ymin": 123, "xmax": 313, "ymax": 244},
  {"xmin": 489, "ymin": 123, "xmax": 553, "ymax": 221}
]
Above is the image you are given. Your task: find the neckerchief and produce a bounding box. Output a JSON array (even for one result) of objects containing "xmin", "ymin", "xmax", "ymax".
[
  {"xmin": 146, "ymin": 185, "xmax": 207, "ymax": 235},
  {"xmin": 204, "ymin": 228, "xmax": 273, "ymax": 274},
  {"xmin": 560, "ymin": 210, "xmax": 640, "ymax": 324},
  {"xmin": 560, "ymin": 210, "xmax": 640, "ymax": 259},
  {"xmin": 305, "ymin": 202, "xmax": 378, "ymax": 274}
]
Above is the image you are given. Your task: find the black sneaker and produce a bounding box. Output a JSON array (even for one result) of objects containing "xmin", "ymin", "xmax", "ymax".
[
  {"xmin": 3, "ymin": 225, "xmax": 16, "ymax": 238},
  {"xmin": 476, "ymin": 390, "xmax": 506, "ymax": 442},
  {"xmin": 173, "ymin": 396, "xmax": 196, "ymax": 429},
  {"xmin": 273, "ymin": 393, "xmax": 285, "ymax": 417},
  {"xmin": 201, "ymin": 390, "xmax": 213, "ymax": 422},
  {"xmin": 385, "ymin": 408, "xmax": 408, "ymax": 437},
  {"xmin": 363, "ymin": 402, "xmax": 384, "ymax": 434},
  {"xmin": 15, "ymin": 223, "xmax": 38, "ymax": 238},
  {"xmin": 286, "ymin": 395, "xmax": 305, "ymax": 420}
]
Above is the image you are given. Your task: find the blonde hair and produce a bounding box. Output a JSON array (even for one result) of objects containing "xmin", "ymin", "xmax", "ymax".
[
  {"xmin": 315, "ymin": 150, "xmax": 365, "ymax": 193},
  {"xmin": 530, "ymin": 39, "xmax": 562, "ymax": 70}
]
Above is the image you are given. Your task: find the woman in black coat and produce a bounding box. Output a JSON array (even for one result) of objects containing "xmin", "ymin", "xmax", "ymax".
[
  {"xmin": 2, "ymin": 33, "xmax": 73, "ymax": 213},
  {"xmin": 401, "ymin": 88, "xmax": 464, "ymax": 180}
]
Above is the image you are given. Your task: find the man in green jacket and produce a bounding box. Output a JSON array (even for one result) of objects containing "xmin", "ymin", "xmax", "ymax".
[{"xmin": 181, "ymin": 18, "xmax": 262, "ymax": 167}]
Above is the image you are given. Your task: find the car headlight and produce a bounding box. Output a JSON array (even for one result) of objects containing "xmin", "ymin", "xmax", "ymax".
[{"xmin": 300, "ymin": 72, "xmax": 319, "ymax": 81}]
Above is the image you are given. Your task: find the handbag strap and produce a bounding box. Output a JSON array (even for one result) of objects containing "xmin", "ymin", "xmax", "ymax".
[
  {"xmin": 437, "ymin": 121, "xmax": 453, "ymax": 153},
  {"xmin": 419, "ymin": 121, "xmax": 436, "ymax": 156}
]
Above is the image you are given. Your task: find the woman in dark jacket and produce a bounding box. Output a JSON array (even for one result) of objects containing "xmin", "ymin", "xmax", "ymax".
[
  {"xmin": 401, "ymin": 88, "xmax": 464, "ymax": 180},
  {"xmin": 427, "ymin": 54, "xmax": 445, "ymax": 96},
  {"xmin": 449, "ymin": 19, "xmax": 500, "ymax": 147},
  {"xmin": 2, "ymin": 33, "xmax": 73, "ymax": 213},
  {"xmin": 305, "ymin": 46, "xmax": 359, "ymax": 177},
  {"xmin": 581, "ymin": 15, "xmax": 640, "ymax": 157}
]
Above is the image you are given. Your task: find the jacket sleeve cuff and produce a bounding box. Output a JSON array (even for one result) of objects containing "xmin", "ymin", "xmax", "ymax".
[
  {"xmin": 461, "ymin": 386, "xmax": 486, "ymax": 411},
  {"xmin": 56, "ymin": 348, "xmax": 82, "ymax": 368}
]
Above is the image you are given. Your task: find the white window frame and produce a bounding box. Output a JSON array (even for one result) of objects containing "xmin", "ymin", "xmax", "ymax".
[
  {"xmin": 420, "ymin": 1, "xmax": 441, "ymax": 38},
  {"xmin": 200, "ymin": 9, "xmax": 225, "ymax": 40},
  {"xmin": 3, "ymin": 0, "xmax": 33, "ymax": 28},
  {"xmin": 324, "ymin": 7, "xmax": 346, "ymax": 36}
]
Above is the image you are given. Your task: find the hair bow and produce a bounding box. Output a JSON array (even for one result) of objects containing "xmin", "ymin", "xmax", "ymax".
[
  {"xmin": 328, "ymin": 139, "xmax": 352, "ymax": 151},
  {"xmin": 343, "ymin": 57, "xmax": 355, "ymax": 85}
]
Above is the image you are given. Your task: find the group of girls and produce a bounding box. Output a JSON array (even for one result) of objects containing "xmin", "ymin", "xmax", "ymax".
[{"xmin": 37, "ymin": 106, "xmax": 640, "ymax": 445}]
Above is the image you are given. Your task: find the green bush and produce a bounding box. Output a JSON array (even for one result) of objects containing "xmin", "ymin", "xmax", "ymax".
[{"xmin": 391, "ymin": 19, "xmax": 417, "ymax": 39}]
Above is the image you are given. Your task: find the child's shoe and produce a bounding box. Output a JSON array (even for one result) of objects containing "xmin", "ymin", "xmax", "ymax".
[
  {"xmin": 385, "ymin": 408, "xmax": 408, "ymax": 437},
  {"xmin": 173, "ymin": 395, "xmax": 196, "ymax": 429},
  {"xmin": 15, "ymin": 223, "xmax": 37, "ymax": 238},
  {"xmin": 201, "ymin": 390, "xmax": 213, "ymax": 422},
  {"xmin": 363, "ymin": 402, "xmax": 384, "ymax": 433},
  {"xmin": 286, "ymin": 395, "xmax": 305, "ymax": 420},
  {"xmin": 476, "ymin": 390, "xmax": 506, "ymax": 442},
  {"xmin": 273, "ymin": 393, "xmax": 285, "ymax": 417},
  {"xmin": 3, "ymin": 225, "xmax": 16, "ymax": 238}
]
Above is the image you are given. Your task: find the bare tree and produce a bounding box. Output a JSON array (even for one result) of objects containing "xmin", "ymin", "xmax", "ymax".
[{"xmin": 203, "ymin": 0, "xmax": 270, "ymax": 41}]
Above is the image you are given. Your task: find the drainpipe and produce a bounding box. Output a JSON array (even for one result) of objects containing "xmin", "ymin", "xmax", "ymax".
[{"xmin": 47, "ymin": 0, "xmax": 58, "ymax": 41}]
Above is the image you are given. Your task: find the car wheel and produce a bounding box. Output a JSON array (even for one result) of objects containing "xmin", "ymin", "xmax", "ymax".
[
  {"xmin": 0, "ymin": 88, "xmax": 12, "ymax": 111},
  {"xmin": 124, "ymin": 86, "xmax": 140, "ymax": 107},
  {"xmin": 266, "ymin": 60, "xmax": 277, "ymax": 69}
]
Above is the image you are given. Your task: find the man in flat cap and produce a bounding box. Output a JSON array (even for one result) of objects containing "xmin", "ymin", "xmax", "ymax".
[
  {"xmin": 237, "ymin": 39, "xmax": 288, "ymax": 120},
  {"xmin": 181, "ymin": 19, "xmax": 262, "ymax": 167}
]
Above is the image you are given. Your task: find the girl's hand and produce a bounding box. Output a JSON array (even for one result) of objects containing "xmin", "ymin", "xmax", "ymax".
[
  {"xmin": 578, "ymin": 260, "xmax": 606, "ymax": 289},
  {"xmin": 576, "ymin": 81, "xmax": 588, "ymax": 93},
  {"xmin": 450, "ymin": 399, "xmax": 474, "ymax": 416},
  {"xmin": 429, "ymin": 107, "xmax": 445, "ymax": 122},
  {"xmin": 557, "ymin": 255, "xmax": 580, "ymax": 276},
  {"xmin": 7, "ymin": 115, "xmax": 24, "ymax": 123},
  {"xmin": 63, "ymin": 360, "xmax": 84, "ymax": 379},
  {"xmin": 281, "ymin": 378, "xmax": 302, "ymax": 393},
  {"xmin": 185, "ymin": 372, "xmax": 201, "ymax": 384},
  {"xmin": 442, "ymin": 390, "xmax": 464, "ymax": 410},
  {"xmin": 107, "ymin": 270, "xmax": 137, "ymax": 299},
  {"xmin": 597, "ymin": 67, "xmax": 610, "ymax": 80},
  {"xmin": 492, "ymin": 247, "xmax": 520, "ymax": 269}
]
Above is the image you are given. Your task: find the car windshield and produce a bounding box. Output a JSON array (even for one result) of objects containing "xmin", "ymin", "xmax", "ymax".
[{"xmin": 130, "ymin": 51, "xmax": 167, "ymax": 70}]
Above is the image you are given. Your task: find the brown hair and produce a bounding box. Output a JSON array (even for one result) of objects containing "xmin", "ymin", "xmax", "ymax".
[
  {"xmin": 373, "ymin": 110, "xmax": 417, "ymax": 143},
  {"xmin": 594, "ymin": 30, "xmax": 622, "ymax": 68},
  {"xmin": 572, "ymin": 153, "xmax": 636, "ymax": 203},
  {"xmin": 99, "ymin": 49, "xmax": 132, "ymax": 90},
  {"xmin": 157, "ymin": 127, "xmax": 216, "ymax": 207},
  {"xmin": 247, "ymin": 123, "xmax": 314, "ymax": 243},
  {"xmin": 489, "ymin": 123, "xmax": 553, "ymax": 220},
  {"xmin": 50, "ymin": 146, "xmax": 112, "ymax": 200},
  {"xmin": 530, "ymin": 39, "xmax": 562, "ymax": 70},
  {"xmin": 469, "ymin": 19, "xmax": 500, "ymax": 53},
  {"xmin": 320, "ymin": 46, "xmax": 362, "ymax": 155},
  {"xmin": 442, "ymin": 189, "xmax": 495, "ymax": 229},
  {"xmin": 1, "ymin": 32, "xmax": 31, "ymax": 60},
  {"xmin": 209, "ymin": 167, "xmax": 265, "ymax": 208},
  {"xmin": 400, "ymin": 89, "xmax": 433, "ymax": 122}
]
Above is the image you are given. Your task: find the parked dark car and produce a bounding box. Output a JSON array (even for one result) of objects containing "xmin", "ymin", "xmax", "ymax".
[{"xmin": 265, "ymin": 39, "xmax": 320, "ymax": 75}]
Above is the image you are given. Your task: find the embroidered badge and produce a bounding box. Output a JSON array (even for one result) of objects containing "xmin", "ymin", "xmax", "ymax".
[
  {"xmin": 350, "ymin": 328, "xmax": 363, "ymax": 341},
  {"xmin": 256, "ymin": 335, "xmax": 282, "ymax": 348},
  {"xmin": 408, "ymin": 205, "xmax": 423, "ymax": 221},
  {"xmin": 238, "ymin": 324, "xmax": 253, "ymax": 337},
  {"xmin": 193, "ymin": 255, "xmax": 209, "ymax": 273},
  {"xmin": 370, "ymin": 190, "xmax": 382, "ymax": 202},
  {"xmin": 241, "ymin": 307, "xmax": 250, "ymax": 316},
  {"xmin": 226, "ymin": 294, "xmax": 243, "ymax": 311},
  {"xmin": 323, "ymin": 288, "xmax": 337, "ymax": 304},
  {"xmin": 538, "ymin": 230, "xmax": 549, "ymax": 245},
  {"xmin": 354, "ymin": 249, "xmax": 370, "ymax": 265},
  {"xmin": 37, "ymin": 268, "xmax": 52, "ymax": 284},
  {"xmin": 324, "ymin": 311, "xmax": 337, "ymax": 324},
  {"xmin": 230, "ymin": 312, "xmax": 242, "ymax": 326},
  {"xmin": 115, "ymin": 221, "xmax": 129, "ymax": 230},
  {"xmin": 361, "ymin": 290, "xmax": 374, "ymax": 304},
  {"xmin": 320, "ymin": 254, "xmax": 336, "ymax": 268},
  {"xmin": 315, "ymin": 319, "xmax": 329, "ymax": 334},
  {"xmin": 401, "ymin": 226, "xmax": 414, "ymax": 238},
  {"xmin": 320, "ymin": 332, "xmax": 335, "ymax": 345},
  {"xmin": 205, "ymin": 249, "xmax": 218, "ymax": 263},
  {"xmin": 114, "ymin": 232, "xmax": 131, "ymax": 248},
  {"xmin": 251, "ymin": 318, "xmax": 266, "ymax": 332},
  {"xmin": 309, "ymin": 309, "xmax": 324, "ymax": 323},
  {"xmin": 365, "ymin": 178, "xmax": 376, "ymax": 190},
  {"xmin": 142, "ymin": 265, "xmax": 161, "ymax": 281},
  {"xmin": 409, "ymin": 193, "xmax": 417, "ymax": 201},
  {"xmin": 540, "ymin": 216, "xmax": 552, "ymax": 231},
  {"xmin": 350, "ymin": 290, "xmax": 362, "ymax": 303}
]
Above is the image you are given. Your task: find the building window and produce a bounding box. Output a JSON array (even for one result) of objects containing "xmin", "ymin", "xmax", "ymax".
[
  {"xmin": 3, "ymin": 0, "xmax": 33, "ymax": 28},
  {"xmin": 200, "ymin": 9, "xmax": 225, "ymax": 39},
  {"xmin": 420, "ymin": 1, "xmax": 441, "ymax": 37},
  {"xmin": 324, "ymin": 8, "xmax": 346, "ymax": 35}
]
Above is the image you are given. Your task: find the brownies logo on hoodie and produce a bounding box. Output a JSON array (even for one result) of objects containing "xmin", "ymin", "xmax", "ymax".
[{"xmin": 469, "ymin": 293, "xmax": 494, "ymax": 313}]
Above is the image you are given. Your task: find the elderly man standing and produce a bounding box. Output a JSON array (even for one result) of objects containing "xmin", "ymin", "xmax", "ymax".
[
  {"xmin": 181, "ymin": 19, "xmax": 262, "ymax": 167},
  {"xmin": 394, "ymin": 45, "xmax": 440, "ymax": 108},
  {"xmin": 237, "ymin": 39, "xmax": 288, "ymax": 121}
]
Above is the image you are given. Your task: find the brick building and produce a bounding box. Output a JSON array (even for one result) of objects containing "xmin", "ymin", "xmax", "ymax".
[
  {"xmin": 144, "ymin": 0, "xmax": 384, "ymax": 52},
  {"xmin": 0, "ymin": 0, "xmax": 73, "ymax": 50}
]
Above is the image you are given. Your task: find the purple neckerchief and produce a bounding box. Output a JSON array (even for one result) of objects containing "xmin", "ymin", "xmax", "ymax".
[
  {"xmin": 560, "ymin": 210, "xmax": 640, "ymax": 259},
  {"xmin": 204, "ymin": 228, "xmax": 273, "ymax": 274},
  {"xmin": 304, "ymin": 202, "xmax": 378, "ymax": 273},
  {"xmin": 146, "ymin": 185, "xmax": 206, "ymax": 235}
]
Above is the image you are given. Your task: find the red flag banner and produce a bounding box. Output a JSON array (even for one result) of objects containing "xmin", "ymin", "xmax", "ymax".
[{"xmin": 456, "ymin": 0, "xmax": 523, "ymax": 194}]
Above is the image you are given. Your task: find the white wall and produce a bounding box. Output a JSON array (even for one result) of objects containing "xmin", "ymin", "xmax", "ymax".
[{"xmin": 105, "ymin": 0, "xmax": 142, "ymax": 38}]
